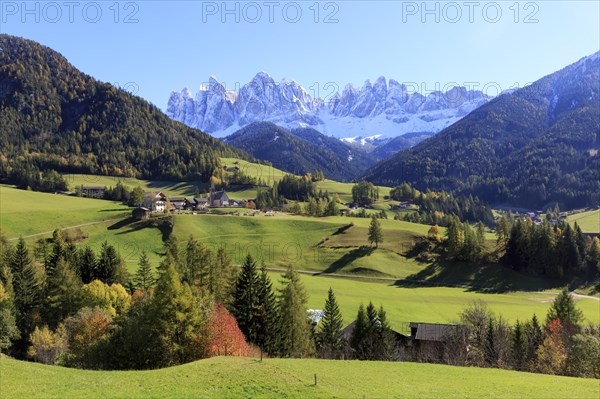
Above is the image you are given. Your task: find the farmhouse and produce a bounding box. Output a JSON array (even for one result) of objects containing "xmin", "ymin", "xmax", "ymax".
[
  {"xmin": 403, "ymin": 322, "xmax": 455, "ymax": 362},
  {"xmin": 81, "ymin": 186, "xmax": 106, "ymax": 198},
  {"xmin": 192, "ymin": 197, "xmax": 208, "ymax": 209},
  {"xmin": 143, "ymin": 192, "xmax": 167, "ymax": 213},
  {"xmin": 169, "ymin": 197, "xmax": 188, "ymax": 210}
]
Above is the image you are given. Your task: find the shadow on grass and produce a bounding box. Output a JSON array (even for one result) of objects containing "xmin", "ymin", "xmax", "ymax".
[
  {"xmin": 394, "ymin": 259, "xmax": 566, "ymax": 293},
  {"xmin": 108, "ymin": 216, "xmax": 173, "ymax": 243},
  {"xmin": 99, "ymin": 208, "xmax": 131, "ymax": 212},
  {"xmin": 318, "ymin": 246, "xmax": 375, "ymax": 275},
  {"xmin": 145, "ymin": 180, "xmax": 204, "ymax": 196},
  {"xmin": 107, "ymin": 218, "xmax": 136, "ymax": 230}
]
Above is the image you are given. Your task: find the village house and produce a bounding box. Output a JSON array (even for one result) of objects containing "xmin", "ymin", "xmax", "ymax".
[
  {"xmin": 192, "ymin": 197, "xmax": 208, "ymax": 209},
  {"xmin": 210, "ymin": 190, "xmax": 230, "ymax": 208},
  {"xmin": 403, "ymin": 322, "xmax": 455, "ymax": 362},
  {"xmin": 169, "ymin": 197, "xmax": 188, "ymax": 210},
  {"xmin": 143, "ymin": 192, "xmax": 167, "ymax": 213},
  {"xmin": 81, "ymin": 186, "xmax": 106, "ymax": 198}
]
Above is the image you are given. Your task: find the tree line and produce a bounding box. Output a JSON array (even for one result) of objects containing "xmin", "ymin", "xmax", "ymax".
[
  {"xmin": 422, "ymin": 290, "xmax": 599, "ymax": 379},
  {"xmin": 498, "ymin": 216, "xmax": 600, "ymax": 279},
  {"xmin": 0, "ymin": 231, "xmax": 395, "ymax": 369}
]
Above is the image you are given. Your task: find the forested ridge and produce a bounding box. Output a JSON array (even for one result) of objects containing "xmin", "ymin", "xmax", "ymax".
[
  {"xmin": 363, "ymin": 52, "xmax": 600, "ymax": 209},
  {"xmin": 0, "ymin": 35, "xmax": 250, "ymax": 187}
]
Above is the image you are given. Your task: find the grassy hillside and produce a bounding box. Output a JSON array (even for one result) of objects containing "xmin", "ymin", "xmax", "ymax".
[
  {"xmin": 272, "ymin": 272, "xmax": 600, "ymax": 328},
  {"xmin": 567, "ymin": 209, "xmax": 600, "ymax": 233},
  {"xmin": 0, "ymin": 185, "xmax": 130, "ymax": 238},
  {"xmin": 2, "ymin": 356, "xmax": 599, "ymax": 399},
  {"xmin": 172, "ymin": 214, "xmax": 428, "ymax": 277}
]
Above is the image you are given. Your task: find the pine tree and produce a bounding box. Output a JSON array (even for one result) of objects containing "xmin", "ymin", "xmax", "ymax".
[
  {"xmin": 446, "ymin": 216, "xmax": 462, "ymax": 259},
  {"xmin": 316, "ymin": 288, "xmax": 345, "ymax": 359},
  {"xmin": 9, "ymin": 238, "xmax": 42, "ymax": 347},
  {"xmin": 524, "ymin": 314, "xmax": 543, "ymax": 366},
  {"xmin": 484, "ymin": 318, "xmax": 497, "ymax": 365},
  {"xmin": 512, "ymin": 319, "xmax": 527, "ymax": 371},
  {"xmin": 211, "ymin": 248, "xmax": 235, "ymax": 305},
  {"xmin": 277, "ymin": 265, "xmax": 314, "ymax": 358},
  {"xmin": 183, "ymin": 236, "xmax": 211, "ymax": 287},
  {"xmin": 545, "ymin": 287, "xmax": 583, "ymax": 334},
  {"xmin": 231, "ymin": 254, "xmax": 260, "ymax": 344},
  {"xmin": 255, "ymin": 266, "xmax": 279, "ymax": 355},
  {"xmin": 350, "ymin": 304, "xmax": 368, "ymax": 359},
  {"xmin": 95, "ymin": 241, "xmax": 120, "ymax": 284},
  {"xmin": 368, "ymin": 215, "xmax": 383, "ymax": 248},
  {"xmin": 134, "ymin": 250, "xmax": 155, "ymax": 292},
  {"xmin": 374, "ymin": 305, "xmax": 396, "ymax": 361},
  {"xmin": 78, "ymin": 246, "xmax": 97, "ymax": 284},
  {"xmin": 44, "ymin": 258, "xmax": 82, "ymax": 328}
]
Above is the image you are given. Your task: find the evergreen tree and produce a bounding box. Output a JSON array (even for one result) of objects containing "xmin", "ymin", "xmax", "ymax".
[
  {"xmin": 96, "ymin": 242, "xmax": 127, "ymax": 284},
  {"xmin": 183, "ymin": 236, "xmax": 210, "ymax": 287},
  {"xmin": 484, "ymin": 318, "xmax": 497, "ymax": 365},
  {"xmin": 368, "ymin": 215, "xmax": 383, "ymax": 248},
  {"xmin": 78, "ymin": 246, "xmax": 97, "ymax": 284},
  {"xmin": 133, "ymin": 250, "xmax": 155, "ymax": 293},
  {"xmin": 9, "ymin": 238, "xmax": 42, "ymax": 353},
  {"xmin": 277, "ymin": 265, "xmax": 314, "ymax": 358},
  {"xmin": 476, "ymin": 221, "xmax": 486, "ymax": 247},
  {"xmin": 350, "ymin": 304, "xmax": 368, "ymax": 359},
  {"xmin": 210, "ymin": 248, "xmax": 236, "ymax": 305},
  {"xmin": 558, "ymin": 224, "xmax": 582, "ymax": 275},
  {"xmin": 524, "ymin": 314, "xmax": 543, "ymax": 366},
  {"xmin": 255, "ymin": 266, "xmax": 279, "ymax": 355},
  {"xmin": 44, "ymin": 258, "xmax": 82, "ymax": 328},
  {"xmin": 512, "ymin": 319, "xmax": 527, "ymax": 371},
  {"xmin": 231, "ymin": 254, "xmax": 261, "ymax": 344},
  {"xmin": 446, "ymin": 216, "xmax": 462, "ymax": 259},
  {"xmin": 373, "ymin": 305, "xmax": 396, "ymax": 361},
  {"xmin": 149, "ymin": 259, "xmax": 206, "ymax": 365},
  {"xmin": 164, "ymin": 235, "xmax": 180, "ymax": 265},
  {"xmin": 545, "ymin": 287, "xmax": 583, "ymax": 334},
  {"xmin": 316, "ymin": 288, "xmax": 345, "ymax": 359}
]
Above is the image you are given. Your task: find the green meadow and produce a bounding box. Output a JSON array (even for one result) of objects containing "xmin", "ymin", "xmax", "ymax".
[
  {"xmin": 0, "ymin": 185, "xmax": 130, "ymax": 239},
  {"xmin": 2, "ymin": 356, "xmax": 598, "ymax": 399},
  {"xmin": 568, "ymin": 208, "xmax": 600, "ymax": 233},
  {"xmin": 274, "ymin": 272, "xmax": 600, "ymax": 329}
]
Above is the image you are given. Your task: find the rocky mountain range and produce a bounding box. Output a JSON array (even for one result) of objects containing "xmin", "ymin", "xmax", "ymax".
[{"xmin": 167, "ymin": 73, "xmax": 491, "ymax": 140}]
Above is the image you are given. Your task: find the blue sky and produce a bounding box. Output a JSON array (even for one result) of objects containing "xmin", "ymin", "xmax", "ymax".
[{"xmin": 1, "ymin": 1, "xmax": 598, "ymax": 109}]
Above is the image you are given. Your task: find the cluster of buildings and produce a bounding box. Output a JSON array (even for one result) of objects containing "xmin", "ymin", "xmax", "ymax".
[{"xmin": 80, "ymin": 185, "xmax": 256, "ymax": 220}]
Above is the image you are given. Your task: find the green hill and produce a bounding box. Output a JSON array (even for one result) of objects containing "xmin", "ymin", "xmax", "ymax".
[
  {"xmin": 363, "ymin": 52, "xmax": 600, "ymax": 210},
  {"xmin": 2, "ymin": 356, "xmax": 598, "ymax": 399},
  {"xmin": 223, "ymin": 122, "xmax": 376, "ymax": 181},
  {"xmin": 0, "ymin": 185, "xmax": 130, "ymax": 238},
  {"xmin": 0, "ymin": 34, "xmax": 248, "ymax": 186}
]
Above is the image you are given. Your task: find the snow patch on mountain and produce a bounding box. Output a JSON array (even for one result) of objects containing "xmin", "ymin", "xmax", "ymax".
[{"xmin": 167, "ymin": 73, "xmax": 491, "ymax": 140}]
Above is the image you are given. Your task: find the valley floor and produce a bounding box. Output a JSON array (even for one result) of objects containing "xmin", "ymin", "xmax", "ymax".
[{"xmin": 2, "ymin": 356, "xmax": 599, "ymax": 399}]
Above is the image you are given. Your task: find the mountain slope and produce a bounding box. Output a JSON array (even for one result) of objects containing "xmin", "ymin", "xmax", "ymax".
[
  {"xmin": 223, "ymin": 122, "xmax": 373, "ymax": 181},
  {"xmin": 167, "ymin": 73, "xmax": 490, "ymax": 139},
  {"xmin": 0, "ymin": 35, "xmax": 248, "ymax": 182},
  {"xmin": 363, "ymin": 52, "xmax": 600, "ymax": 209}
]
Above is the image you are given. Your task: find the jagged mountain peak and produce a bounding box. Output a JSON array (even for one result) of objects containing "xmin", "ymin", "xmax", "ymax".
[{"xmin": 167, "ymin": 72, "xmax": 492, "ymax": 138}]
